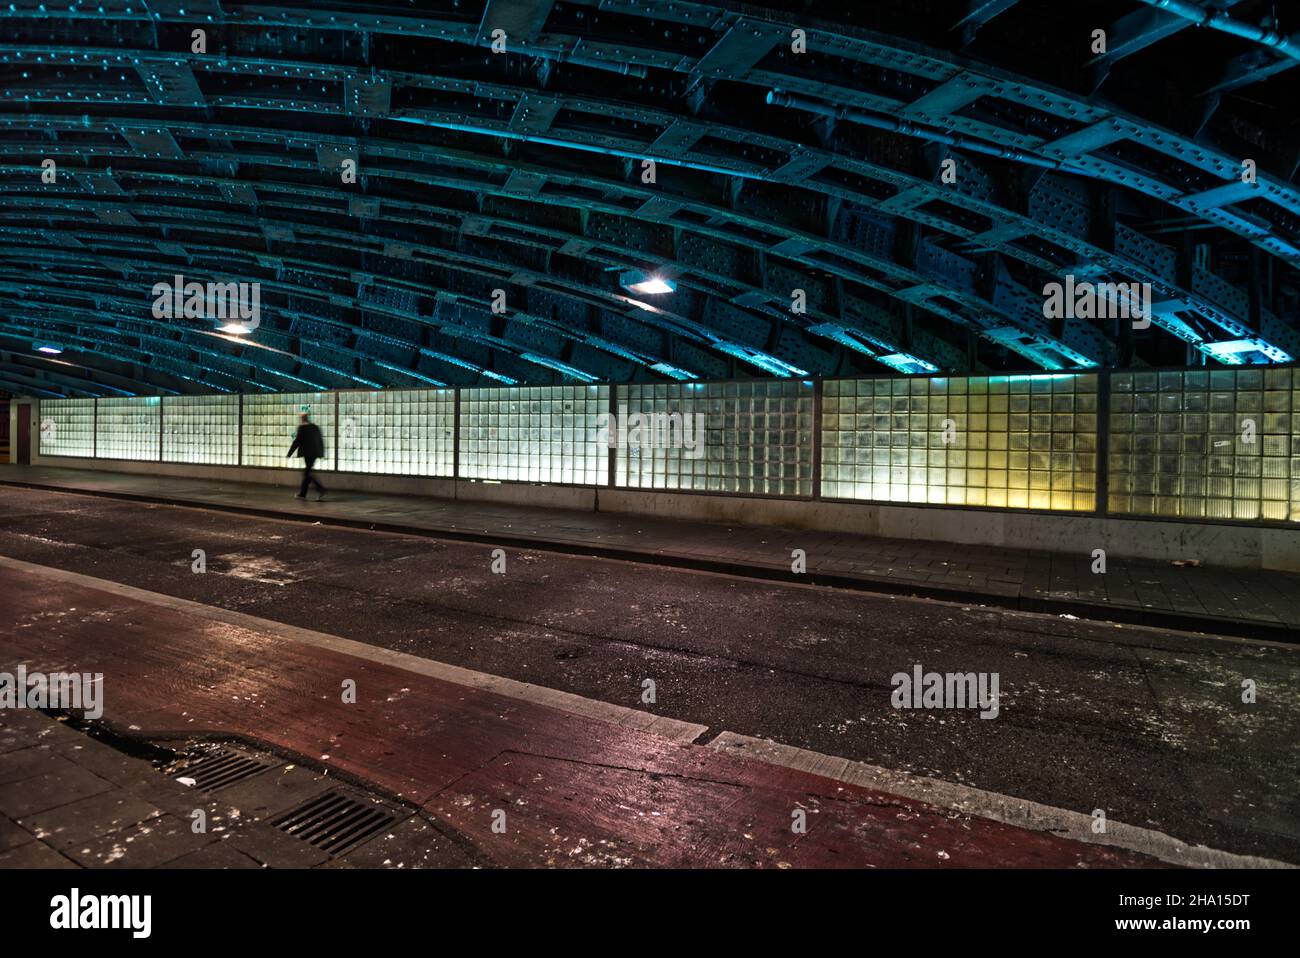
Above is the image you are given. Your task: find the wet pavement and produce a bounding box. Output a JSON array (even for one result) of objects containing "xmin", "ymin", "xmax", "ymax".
[
  {"xmin": 0, "ymin": 565, "xmax": 1174, "ymax": 869},
  {"xmin": 0, "ymin": 484, "xmax": 1297, "ymax": 864},
  {"xmin": 3, "ymin": 465, "xmax": 1298, "ymax": 639}
]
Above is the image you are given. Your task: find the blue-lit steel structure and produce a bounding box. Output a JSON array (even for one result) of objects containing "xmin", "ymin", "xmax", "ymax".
[{"xmin": 1, "ymin": 0, "xmax": 1298, "ymax": 398}]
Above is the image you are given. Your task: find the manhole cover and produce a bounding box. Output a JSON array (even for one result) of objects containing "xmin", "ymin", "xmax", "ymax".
[{"xmin": 271, "ymin": 789, "xmax": 400, "ymax": 857}]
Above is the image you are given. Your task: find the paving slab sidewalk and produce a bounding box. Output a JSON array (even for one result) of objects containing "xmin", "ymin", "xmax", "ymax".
[
  {"xmin": 0, "ymin": 710, "xmax": 486, "ymax": 869},
  {"xmin": 0, "ymin": 560, "xmax": 1173, "ymax": 869}
]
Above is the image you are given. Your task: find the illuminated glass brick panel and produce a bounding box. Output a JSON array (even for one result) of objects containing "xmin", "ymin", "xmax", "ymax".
[
  {"xmin": 96, "ymin": 397, "xmax": 161, "ymax": 461},
  {"xmin": 337, "ymin": 389, "xmax": 455, "ymax": 477},
  {"xmin": 614, "ymin": 381, "xmax": 815, "ymax": 496},
  {"xmin": 1108, "ymin": 368, "xmax": 1298, "ymax": 522},
  {"xmin": 163, "ymin": 395, "xmax": 239, "ymax": 465},
  {"xmin": 821, "ymin": 374, "xmax": 1099, "ymax": 510},
  {"xmin": 241, "ymin": 392, "xmax": 335, "ymax": 470},
  {"xmin": 459, "ymin": 385, "xmax": 608, "ymax": 485},
  {"xmin": 38, "ymin": 398, "xmax": 95, "ymax": 457}
]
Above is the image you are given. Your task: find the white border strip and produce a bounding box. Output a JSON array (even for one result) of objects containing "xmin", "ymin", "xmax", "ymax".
[
  {"xmin": 0, "ymin": 555, "xmax": 708, "ymax": 746},
  {"xmin": 707, "ymin": 732, "xmax": 1292, "ymax": 869}
]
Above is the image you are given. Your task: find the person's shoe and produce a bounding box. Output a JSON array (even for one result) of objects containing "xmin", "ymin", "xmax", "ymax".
[
  {"xmin": 316, "ymin": 492, "xmax": 326, "ymax": 501},
  {"xmin": 294, "ymin": 493, "xmax": 306, "ymax": 499}
]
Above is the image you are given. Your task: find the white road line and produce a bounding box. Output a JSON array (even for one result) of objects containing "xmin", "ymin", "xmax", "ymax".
[
  {"xmin": 3, "ymin": 553, "xmax": 1291, "ymax": 867},
  {"xmin": 0, "ymin": 554, "xmax": 708, "ymax": 746},
  {"xmin": 707, "ymin": 732, "xmax": 1293, "ymax": 869}
]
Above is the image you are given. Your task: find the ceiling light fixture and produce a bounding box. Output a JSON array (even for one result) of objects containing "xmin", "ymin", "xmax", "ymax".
[{"xmin": 619, "ymin": 269, "xmax": 676, "ymax": 295}]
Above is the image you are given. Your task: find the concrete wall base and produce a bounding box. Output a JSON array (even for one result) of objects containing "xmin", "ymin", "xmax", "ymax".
[
  {"xmin": 596, "ymin": 491, "xmax": 1300, "ymax": 572},
  {"xmin": 23, "ymin": 452, "xmax": 1300, "ymax": 573}
]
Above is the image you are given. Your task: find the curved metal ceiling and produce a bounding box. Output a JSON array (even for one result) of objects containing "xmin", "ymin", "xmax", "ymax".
[{"xmin": 2, "ymin": 0, "xmax": 1298, "ymax": 397}]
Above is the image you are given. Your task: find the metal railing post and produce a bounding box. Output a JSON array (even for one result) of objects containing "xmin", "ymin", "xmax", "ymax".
[
  {"xmin": 1096, "ymin": 370, "xmax": 1110, "ymax": 516},
  {"xmin": 812, "ymin": 379, "xmax": 823, "ymax": 500},
  {"xmin": 453, "ymin": 388, "xmax": 461, "ymax": 481}
]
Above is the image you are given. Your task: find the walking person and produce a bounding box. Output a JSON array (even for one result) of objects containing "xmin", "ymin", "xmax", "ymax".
[{"xmin": 287, "ymin": 412, "xmax": 327, "ymax": 500}]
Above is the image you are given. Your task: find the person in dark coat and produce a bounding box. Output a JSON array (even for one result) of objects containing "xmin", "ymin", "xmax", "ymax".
[{"xmin": 287, "ymin": 412, "xmax": 327, "ymax": 500}]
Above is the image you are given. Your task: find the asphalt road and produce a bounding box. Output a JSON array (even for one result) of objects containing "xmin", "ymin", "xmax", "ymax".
[{"xmin": 1, "ymin": 485, "xmax": 1296, "ymax": 862}]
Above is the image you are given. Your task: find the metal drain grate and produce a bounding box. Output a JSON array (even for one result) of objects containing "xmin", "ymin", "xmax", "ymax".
[
  {"xmin": 166, "ymin": 746, "xmax": 274, "ymax": 793},
  {"xmin": 271, "ymin": 790, "xmax": 399, "ymax": 857}
]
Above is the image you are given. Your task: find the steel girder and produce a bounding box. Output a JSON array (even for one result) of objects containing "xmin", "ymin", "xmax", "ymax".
[{"xmin": 0, "ymin": 0, "xmax": 1297, "ymax": 396}]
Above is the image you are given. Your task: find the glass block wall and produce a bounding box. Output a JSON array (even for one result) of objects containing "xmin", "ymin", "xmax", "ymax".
[
  {"xmin": 459, "ymin": 385, "xmax": 609, "ymax": 484},
  {"xmin": 95, "ymin": 397, "xmax": 160, "ymax": 461},
  {"xmin": 337, "ymin": 389, "xmax": 455, "ymax": 477},
  {"xmin": 614, "ymin": 381, "xmax": 815, "ymax": 496},
  {"xmin": 38, "ymin": 398, "xmax": 95, "ymax": 457},
  {"xmin": 163, "ymin": 394, "xmax": 239, "ymax": 465},
  {"xmin": 1109, "ymin": 368, "xmax": 1298, "ymax": 522},
  {"xmin": 241, "ymin": 392, "xmax": 335, "ymax": 470},
  {"xmin": 30, "ymin": 368, "xmax": 1297, "ymax": 527},
  {"xmin": 821, "ymin": 374, "xmax": 1100, "ymax": 510}
]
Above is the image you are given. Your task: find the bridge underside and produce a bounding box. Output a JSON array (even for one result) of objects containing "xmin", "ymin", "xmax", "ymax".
[{"xmin": 1, "ymin": 0, "xmax": 1299, "ymax": 398}]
